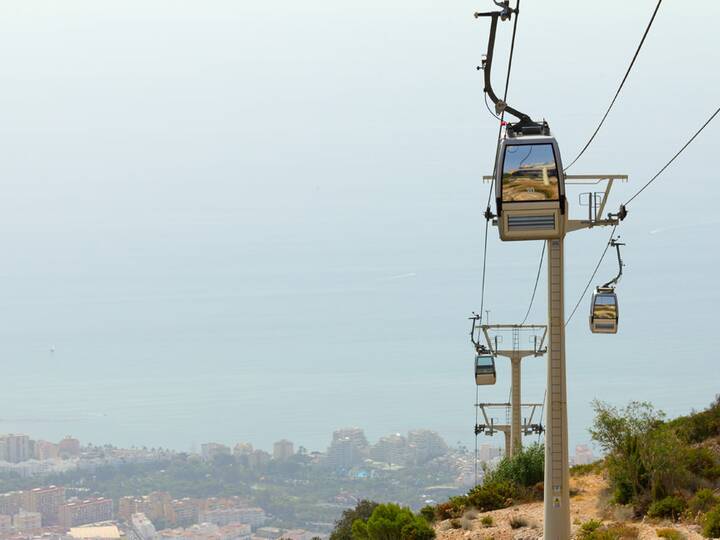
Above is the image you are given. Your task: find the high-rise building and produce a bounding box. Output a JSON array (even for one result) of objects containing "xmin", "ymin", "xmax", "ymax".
[
  {"xmin": 23, "ymin": 486, "xmax": 66, "ymax": 526},
  {"xmin": 407, "ymin": 430, "xmax": 448, "ymax": 464},
  {"xmin": 13, "ymin": 511, "xmax": 42, "ymax": 531},
  {"xmin": 272, "ymin": 440, "xmax": 294, "ymax": 461},
  {"xmin": 200, "ymin": 443, "xmax": 231, "ymax": 462},
  {"xmin": 168, "ymin": 499, "xmax": 202, "ymax": 527},
  {"xmin": 370, "ymin": 434, "xmax": 407, "ymax": 466},
  {"xmin": 0, "ymin": 492, "xmax": 23, "ymax": 517},
  {"xmin": 232, "ymin": 443, "xmax": 253, "ymax": 457},
  {"xmin": 332, "ymin": 428, "xmax": 368, "ymax": 450},
  {"xmin": 34, "ymin": 440, "xmax": 60, "ymax": 461},
  {"xmin": 119, "ymin": 493, "xmax": 172, "ymax": 523},
  {"xmin": 0, "ymin": 435, "xmax": 31, "ymax": 463},
  {"xmin": 574, "ymin": 444, "xmax": 594, "ymax": 466},
  {"xmin": 58, "ymin": 437, "xmax": 81, "ymax": 458},
  {"xmin": 246, "ymin": 450, "xmax": 271, "ymax": 470},
  {"xmin": 58, "ymin": 498, "xmax": 113, "ymax": 528},
  {"xmin": 326, "ymin": 438, "xmax": 362, "ymax": 470}
]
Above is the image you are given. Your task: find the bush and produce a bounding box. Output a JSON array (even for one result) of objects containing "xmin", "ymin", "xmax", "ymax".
[
  {"xmin": 688, "ymin": 488, "xmax": 718, "ymax": 515},
  {"xmin": 352, "ymin": 504, "xmax": 434, "ymax": 540},
  {"xmin": 655, "ymin": 528, "xmax": 685, "ymax": 540},
  {"xmin": 670, "ymin": 396, "xmax": 720, "ymax": 444},
  {"xmin": 703, "ymin": 505, "xmax": 720, "ymax": 539},
  {"xmin": 480, "ymin": 515, "xmax": 493, "ymax": 527},
  {"xmin": 330, "ymin": 500, "xmax": 378, "ymax": 540},
  {"xmin": 647, "ymin": 496, "xmax": 687, "ymax": 521},
  {"xmin": 466, "ymin": 481, "xmax": 516, "ymax": 511},
  {"xmin": 578, "ymin": 520, "xmax": 639, "ymax": 540},
  {"xmin": 449, "ymin": 519, "xmax": 461, "ymax": 529},
  {"xmin": 509, "ymin": 515, "xmax": 528, "ymax": 529},
  {"xmin": 578, "ymin": 519, "xmax": 603, "ymax": 539},
  {"xmin": 485, "ymin": 443, "xmax": 544, "ymax": 487},
  {"xmin": 435, "ymin": 497, "xmax": 466, "ymax": 520},
  {"xmin": 686, "ymin": 447, "xmax": 720, "ymax": 481},
  {"xmin": 419, "ymin": 506, "xmax": 435, "ymax": 523}
]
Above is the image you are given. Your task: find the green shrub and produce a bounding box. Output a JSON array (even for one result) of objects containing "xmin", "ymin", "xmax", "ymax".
[
  {"xmin": 647, "ymin": 496, "xmax": 687, "ymax": 521},
  {"xmin": 578, "ymin": 521, "xmax": 639, "ymax": 540},
  {"xmin": 578, "ymin": 519, "xmax": 602, "ymax": 539},
  {"xmin": 419, "ymin": 506, "xmax": 435, "ymax": 523},
  {"xmin": 686, "ymin": 447, "xmax": 720, "ymax": 481},
  {"xmin": 435, "ymin": 497, "xmax": 465, "ymax": 520},
  {"xmin": 655, "ymin": 528, "xmax": 685, "ymax": 540},
  {"xmin": 466, "ymin": 481, "xmax": 516, "ymax": 511},
  {"xmin": 688, "ymin": 488, "xmax": 718, "ymax": 515},
  {"xmin": 485, "ymin": 443, "xmax": 544, "ymax": 487},
  {"xmin": 351, "ymin": 503, "xmax": 434, "ymax": 540},
  {"xmin": 480, "ymin": 515, "xmax": 493, "ymax": 527},
  {"xmin": 508, "ymin": 515, "xmax": 527, "ymax": 529},
  {"xmin": 703, "ymin": 505, "xmax": 720, "ymax": 539},
  {"xmin": 670, "ymin": 396, "xmax": 720, "ymax": 444},
  {"xmin": 330, "ymin": 500, "xmax": 378, "ymax": 540},
  {"xmin": 449, "ymin": 518, "xmax": 461, "ymax": 529}
]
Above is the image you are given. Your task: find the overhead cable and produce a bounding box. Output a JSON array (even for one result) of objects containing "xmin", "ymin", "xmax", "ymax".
[
  {"xmin": 520, "ymin": 242, "xmax": 545, "ymax": 325},
  {"xmin": 564, "ymin": 0, "xmax": 663, "ymax": 171},
  {"xmin": 565, "ymin": 225, "xmax": 617, "ymax": 327},
  {"xmin": 625, "ymin": 106, "xmax": 720, "ymax": 206}
]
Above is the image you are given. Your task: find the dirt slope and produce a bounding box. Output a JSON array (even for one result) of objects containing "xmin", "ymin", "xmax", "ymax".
[{"xmin": 435, "ymin": 474, "xmax": 705, "ymax": 540}]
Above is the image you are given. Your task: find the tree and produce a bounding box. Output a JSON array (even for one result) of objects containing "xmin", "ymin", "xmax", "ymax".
[
  {"xmin": 330, "ymin": 500, "xmax": 379, "ymax": 540},
  {"xmin": 351, "ymin": 503, "xmax": 434, "ymax": 540},
  {"xmin": 589, "ymin": 400, "xmax": 665, "ymax": 506}
]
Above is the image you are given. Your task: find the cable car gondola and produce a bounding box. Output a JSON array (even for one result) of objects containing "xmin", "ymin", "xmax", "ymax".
[
  {"xmin": 494, "ymin": 134, "xmax": 567, "ymax": 241},
  {"xmin": 589, "ymin": 238, "xmax": 625, "ymax": 334},
  {"xmin": 473, "ymin": 2, "xmax": 567, "ymax": 241},
  {"xmin": 475, "ymin": 353, "xmax": 496, "ymax": 385},
  {"xmin": 589, "ymin": 287, "xmax": 618, "ymax": 334}
]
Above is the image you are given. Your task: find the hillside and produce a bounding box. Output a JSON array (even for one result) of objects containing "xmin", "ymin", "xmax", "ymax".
[
  {"xmin": 434, "ymin": 473, "xmax": 705, "ymax": 540},
  {"xmin": 332, "ymin": 399, "xmax": 720, "ymax": 540}
]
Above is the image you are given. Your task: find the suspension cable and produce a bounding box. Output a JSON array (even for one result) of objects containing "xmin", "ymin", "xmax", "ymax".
[
  {"xmin": 485, "ymin": 0, "xmax": 521, "ymax": 210},
  {"xmin": 625, "ymin": 106, "xmax": 720, "ymax": 206},
  {"xmin": 520, "ymin": 242, "xmax": 545, "ymax": 325},
  {"xmin": 564, "ymin": 0, "xmax": 662, "ymax": 172},
  {"xmin": 475, "ymin": 3, "xmax": 522, "ymax": 481},
  {"xmin": 474, "ymin": 385, "xmax": 479, "ymax": 486},
  {"xmin": 565, "ymin": 106, "xmax": 719, "ymax": 326},
  {"xmin": 479, "ymin": 0, "xmax": 521, "ymax": 322},
  {"xmin": 565, "ymin": 225, "xmax": 617, "ymax": 327}
]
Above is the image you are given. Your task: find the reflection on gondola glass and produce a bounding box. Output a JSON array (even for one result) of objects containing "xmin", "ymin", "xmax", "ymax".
[
  {"xmin": 592, "ymin": 294, "xmax": 617, "ymax": 320},
  {"xmin": 502, "ymin": 144, "xmax": 559, "ymax": 202}
]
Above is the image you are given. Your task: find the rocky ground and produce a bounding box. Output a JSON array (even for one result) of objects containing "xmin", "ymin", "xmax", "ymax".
[{"xmin": 435, "ymin": 474, "xmax": 705, "ymax": 540}]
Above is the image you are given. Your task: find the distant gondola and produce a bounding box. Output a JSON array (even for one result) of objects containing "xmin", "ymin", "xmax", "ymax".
[{"xmin": 475, "ymin": 354, "xmax": 497, "ymax": 385}]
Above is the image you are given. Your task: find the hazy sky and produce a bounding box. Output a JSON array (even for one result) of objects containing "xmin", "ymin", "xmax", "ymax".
[{"xmin": 0, "ymin": 0, "xmax": 718, "ymax": 453}]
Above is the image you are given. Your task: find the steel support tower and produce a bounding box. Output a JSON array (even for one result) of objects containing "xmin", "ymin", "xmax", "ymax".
[{"xmin": 480, "ymin": 324, "xmax": 546, "ymax": 456}]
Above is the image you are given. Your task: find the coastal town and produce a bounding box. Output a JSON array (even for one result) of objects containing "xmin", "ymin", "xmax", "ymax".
[{"xmin": 0, "ymin": 431, "xmax": 594, "ymax": 540}]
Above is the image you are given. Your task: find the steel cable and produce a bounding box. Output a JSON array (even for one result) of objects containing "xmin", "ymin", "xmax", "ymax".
[{"xmin": 564, "ymin": 0, "xmax": 662, "ymax": 171}]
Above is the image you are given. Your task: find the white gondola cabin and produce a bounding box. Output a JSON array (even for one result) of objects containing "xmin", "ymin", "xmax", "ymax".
[
  {"xmin": 494, "ymin": 135, "xmax": 566, "ymax": 241},
  {"xmin": 589, "ymin": 287, "xmax": 618, "ymax": 334},
  {"xmin": 475, "ymin": 354, "xmax": 496, "ymax": 385}
]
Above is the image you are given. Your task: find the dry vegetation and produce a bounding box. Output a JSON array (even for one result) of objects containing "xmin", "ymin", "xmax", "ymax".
[{"xmin": 434, "ymin": 473, "xmax": 706, "ymax": 540}]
